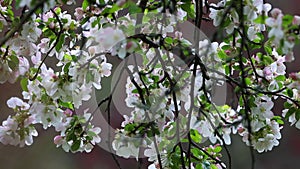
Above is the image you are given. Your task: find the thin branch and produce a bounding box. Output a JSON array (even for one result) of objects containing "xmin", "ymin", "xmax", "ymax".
[
  {"xmin": 0, "ymin": 1, "xmax": 44, "ymax": 47},
  {"xmin": 30, "ymin": 8, "xmax": 64, "ymax": 81}
]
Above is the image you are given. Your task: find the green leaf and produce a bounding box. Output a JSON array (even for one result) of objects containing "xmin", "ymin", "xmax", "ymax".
[
  {"xmin": 211, "ymin": 164, "xmax": 218, "ymax": 169},
  {"xmin": 264, "ymin": 45, "xmax": 272, "ymax": 55},
  {"xmin": 63, "ymin": 62, "xmax": 71, "ymax": 74},
  {"xmin": 214, "ymin": 145, "xmax": 222, "ymax": 153},
  {"xmin": 124, "ymin": 123, "xmax": 136, "ymax": 132},
  {"xmin": 15, "ymin": 0, "xmax": 21, "ymax": 8},
  {"xmin": 284, "ymin": 102, "xmax": 292, "ymax": 109},
  {"xmin": 126, "ymin": 2, "xmax": 142, "ymax": 14},
  {"xmin": 58, "ymin": 100, "xmax": 74, "ymax": 109},
  {"xmin": 224, "ymin": 65, "xmax": 230, "ymax": 75},
  {"xmin": 132, "ymin": 88, "xmax": 139, "ymax": 93},
  {"xmin": 85, "ymin": 71, "xmax": 93, "ymax": 83},
  {"xmin": 275, "ymin": 75, "xmax": 286, "ymax": 81},
  {"xmin": 282, "ymin": 15, "xmax": 294, "ymax": 26},
  {"xmin": 20, "ymin": 78, "xmax": 28, "ymax": 91},
  {"xmin": 109, "ymin": 4, "xmax": 121, "ymax": 13},
  {"xmin": 181, "ymin": 2, "xmax": 195, "ymax": 19},
  {"xmin": 87, "ymin": 131, "xmax": 97, "ymax": 137},
  {"xmin": 8, "ymin": 54, "xmax": 19, "ymax": 71},
  {"xmin": 272, "ymin": 116, "xmax": 284, "ymax": 125},
  {"xmin": 82, "ymin": 0, "xmax": 89, "ymax": 10},
  {"xmin": 71, "ymin": 140, "xmax": 81, "ymax": 151},
  {"xmin": 221, "ymin": 45, "xmax": 231, "ymax": 50},
  {"xmin": 245, "ymin": 78, "xmax": 252, "ymax": 85},
  {"xmin": 55, "ymin": 34, "xmax": 65, "ymax": 52},
  {"xmin": 217, "ymin": 49, "xmax": 228, "ymax": 60},
  {"xmin": 284, "ymin": 107, "xmax": 296, "ymax": 120},
  {"xmin": 55, "ymin": 7, "xmax": 61, "ymax": 14},
  {"xmin": 287, "ymin": 88, "xmax": 294, "ymax": 98},
  {"xmin": 66, "ymin": 132, "xmax": 76, "ymax": 141},
  {"xmin": 0, "ymin": 22, "xmax": 3, "ymax": 32},
  {"xmin": 190, "ymin": 129, "xmax": 202, "ymax": 143},
  {"xmin": 165, "ymin": 37, "xmax": 173, "ymax": 44},
  {"xmin": 253, "ymin": 15, "xmax": 266, "ymax": 24},
  {"xmin": 196, "ymin": 164, "xmax": 203, "ymax": 169},
  {"xmin": 191, "ymin": 148, "xmax": 202, "ymax": 158},
  {"xmin": 296, "ymin": 109, "xmax": 300, "ymax": 121}
]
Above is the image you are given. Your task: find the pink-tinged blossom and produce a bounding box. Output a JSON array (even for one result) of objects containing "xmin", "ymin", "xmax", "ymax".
[
  {"xmin": 252, "ymin": 96, "xmax": 274, "ymax": 119},
  {"xmin": 282, "ymin": 90, "xmax": 300, "ymax": 128},
  {"xmin": 89, "ymin": 127, "xmax": 101, "ymax": 144},
  {"xmin": 209, "ymin": 1, "xmax": 226, "ymax": 26},
  {"xmin": 239, "ymin": 119, "xmax": 282, "ymax": 153},
  {"xmin": 0, "ymin": 116, "xmax": 38, "ymax": 147},
  {"xmin": 31, "ymin": 51, "xmax": 42, "ymax": 65},
  {"xmin": 42, "ymin": 10, "xmax": 54, "ymax": 22},
  {"xmin": 9, "ymin": 37, "xmax": 37, "ymax": 57},
  {"xmin": 18, "ymin": 56, "xmax": 29, "ymax": 76},
  {"xmin": 53, "ymin": 116, "xmax": 72, "ymax": 132},
  {"xmin": 243, "ymin": 0, "xmax": 271, "ymax": 24},
  {"xmin": 265, "ymin": 9, "xmax": 284, "ymax": 43},
  {"xmin": 21, "ymin": 21, "xmax": 42, "ymax": 42},
  {"xmin": 7, "ymin": 97, "xmax": 30, "ymax": 110},
  {"xmin": 177, "ymin": 8, "xmax": 187, "ymax": 20},
  {"xmin": 253, "ymin": 133, "xmax": 280, "ymax": 153},
  {"xmin": 54, "ymin": 135, "xmax": 64, "ymax": 145},
  {"xmin": 38, "ymin": 38, "xmax": 51, "ymax": 54},
  {"xmin": 270, "ymin": 58, "xmax": 286, "ymax": 75},
  {"xmin": 95, "ymin": 27, "xmax": 125, "ymax": 50},
  {"xmin": 40, "ymin": 64, "xmax": 58, "ymax": 97},
  {"xmin": 253, "ymin": 120, "xmax": 282, "ymax": 153},
  {"xmin": 64, "ymin": 109, "xmax": 73, "ymax": 117},
  {"xmin": 112, "ymin": 140, "xmax": 139, "ymax": 159},
  {"xmin": 144, "ymin": 143, "xmax": 168, "ymax": 168},
  {"xmin": 74, "ymin": 7, "xmax": 84, "ymax": 20},
  {"xmin": 270, "ymin": 8, "xmax": 282, "ymax": 18},
  {"xmin": 293, "ymin": 15, "xmax": 300, "ymax": 25},
  {"xmin": 2, "ymin": 116, "xmax": 18, "ymax": 131},
  {"xmin": 72, "ymin": 84, "xmax": 92, "ymax": 108}
]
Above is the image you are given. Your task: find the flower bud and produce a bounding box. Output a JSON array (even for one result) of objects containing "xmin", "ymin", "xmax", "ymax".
[
  {"xmin": 54, "ymin": 135, "xmax": 63, "ymax": 145},
  {"xmin": 270, "ymin": 8, "xmax": 282, "ymax": 18},
  {"xmin": 293, "ymin": 15, "xmax": 300, "ymax": 25},
  {"xmin": 64, "ymin": 109, "xmax": 73, "ymax": 117}
]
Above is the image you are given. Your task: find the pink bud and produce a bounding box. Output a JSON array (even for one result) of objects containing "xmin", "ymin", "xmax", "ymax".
[
  {"xmin": 88, "ymin": 46, "xmax": 96, "ymax": 56},
  {"xmin": 289, "ymin": 72, "xmax": 300, "ymax": 81},
  {"xmin": 225, "ymin": 50, "xmax": 231, "ymax": 55},
  {"xmin": 263, "ymin": 67, "xmax": 272, "ymax": 76},
  {"xmin": 237, "ymin": 127, "xmax": 245, "ymax": 134},
  {"xmin": 214, "ymin": 143, "xmax": 221, "ymax": 147},
  {"xmin": 54, "ymin": 135, "xmax": 63, "ymax": 145},
  {"xmin": 52, "ymin": 74, "xmax": 59, "ymax": 80},
  {"xmin": 75, "ymin": 7, "xmax": 84, "ymax": 20},
  {"xmin": 293, "ymin": 15, "xmax": 300, "ymax": 25},
  {"xmin": 270, "ymin": 8, "xmax": 282, "ymax": 18},
  {"xmin": 49, "ymin": 22, "xmax": 55, "ymax": 29},
  {"xmin": 64, "ymin": 109, "xmax": 73, "ymax": 117},
  {"xmin": 126, "ymin": 41, "xmax": 133, "ymax": 50}
]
